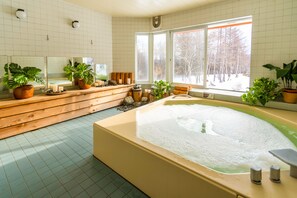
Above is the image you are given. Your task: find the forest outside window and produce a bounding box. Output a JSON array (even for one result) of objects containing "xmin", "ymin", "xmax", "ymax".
[
  {"xmin": 153, "ymin": 33, "xmax": 166, "ymax": 81},
  {"xmin": 207, "ymin": 20, "xmax": 252, "ymax": 91},
  {"xmin": 136, "ymin": 34, "xmax": 149, "ymax": 82},
  {"xmin": 135, "ymin": 17, "xmax": 252, "ymax": 92},
  {"xmin": 172, "ymin": 28, "xmax": 205, "ymax": 85}
]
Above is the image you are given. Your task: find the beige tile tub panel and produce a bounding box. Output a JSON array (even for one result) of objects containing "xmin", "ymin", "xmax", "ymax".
[
  {"xmin": 93, "ymin": 124, "xmax": 236, "ymax": 198},
  {"xmin": 93, "ymin": 97, "xmax": 297, "ymax": 198}
]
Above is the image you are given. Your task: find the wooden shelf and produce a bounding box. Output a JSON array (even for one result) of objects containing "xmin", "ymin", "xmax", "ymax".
[{"xmin": 0, "ymin": 85, "xmax": 132, "ymax": 139}]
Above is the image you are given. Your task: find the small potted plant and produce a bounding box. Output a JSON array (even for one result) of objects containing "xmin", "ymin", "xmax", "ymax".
[
  {"xmin": 64, "ymin": 62, "xmax": 95, "ymax": 89},
  {"xmin": 263, "ymin": 60, "xmax": 297, "ymax": 103},
  {"xmin": 3, "ymin": 63, "xmax": 44, "ymax": 99},
  {"xmin": 151, "ymin": 80, "xmax": 172, "ymax": 100},
  {"xmin": 241, "ymin": 77, "xmax": 280, "ymax": 106},
  {"xmin": 63, "ymin": 60, "xmax": 79, "ymax": 85}
]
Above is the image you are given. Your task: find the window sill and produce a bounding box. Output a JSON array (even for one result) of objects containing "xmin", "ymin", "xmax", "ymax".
[
  {"xmin": 189, "ymin": 88, "xmax": 243, "ymax": 101},
  {"xmin": 189, "ymin": 88, "xmax": 297, "ymax": 112}
]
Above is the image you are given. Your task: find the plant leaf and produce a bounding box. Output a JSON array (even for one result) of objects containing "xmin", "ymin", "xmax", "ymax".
[
  {"xmin": 276, "ymin": 68, "xmax": 290, "ymax": 79},
  {"xmin": 292, "ymin": 74, "xmax": 297, "ymax": 83},
  {"xmin": 263, "ymin": 64, "xmax": 280, "ymax": 70}
]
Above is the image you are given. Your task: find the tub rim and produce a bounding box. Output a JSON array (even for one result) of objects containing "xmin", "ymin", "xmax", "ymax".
[{"xmin": 93, "ymin": 96, "xmax": 297, "ymax": 198}]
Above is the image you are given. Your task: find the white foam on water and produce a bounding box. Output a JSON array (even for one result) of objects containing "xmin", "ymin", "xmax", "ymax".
[{"xmin": 136, "ymin": 104, "xmax": 297, "ymax": 173}]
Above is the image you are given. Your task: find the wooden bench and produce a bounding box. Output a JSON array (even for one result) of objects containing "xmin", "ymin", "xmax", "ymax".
[{"xmin": 0, "ymin": 85, "xmax": 132, "ymax": 139}]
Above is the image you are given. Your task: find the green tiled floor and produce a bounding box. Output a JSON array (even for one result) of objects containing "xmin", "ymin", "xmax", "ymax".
[{"xmin": 0, "ymin": 108, "xmax": 149, "ymax": 198}]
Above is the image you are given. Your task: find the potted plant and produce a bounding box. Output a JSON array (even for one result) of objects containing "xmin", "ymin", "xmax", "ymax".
[
  {"xmin": 241, "ymin": 77, "xmax": 280, "ymax": 106},
  {"xmin": 263, "ymin": 60, "xmax": 297, "ymax": 103},
  {"xmin": 152, "ymin": 80, "xmax": 172, "ymax": 100},
  {"xmin": 3, "ymin": 63, "xmax": 44, "ymax": 99},
  {"xmin": 63, "ymin": 60, "xmax": 79, "ymax": 85},
  {"xmin": 64, "ymin": 62, "xmax": 95, "ymax": 89}
]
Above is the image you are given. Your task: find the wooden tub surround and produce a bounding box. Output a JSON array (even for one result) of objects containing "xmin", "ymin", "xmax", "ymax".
[{"xmin": 0, "ymin": 85, "xmax": 132, "ymax": 139}]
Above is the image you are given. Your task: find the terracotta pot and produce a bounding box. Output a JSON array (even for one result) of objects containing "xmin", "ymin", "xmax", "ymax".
[
  {"xmin": 74, "ymin": 78, "xmax": 79, "ymax": 86},
  {"xmin": 149, "ymin": 95, "xmax": 155, "ymax": 102},
  {"xmin": 284, "ymin": 89, "xmax": 297, "ymax": 93},
  {"xmin": 128, "ymin": 91, "xmax": 132, "ymax": 97},
  {"xmin": 78, "ymin": 79, "xmax": 91, "ymax": 89},
  {"xmin": 282, "ymin": 90, "xmax": 297, "ymax": 103},
  {"xmin": 13, "ymin": 85, "xmax": 34, "ymax": 99},
  {"xmin": 133, "ymin": 89, "xmax": 142, "ymax": 102}
]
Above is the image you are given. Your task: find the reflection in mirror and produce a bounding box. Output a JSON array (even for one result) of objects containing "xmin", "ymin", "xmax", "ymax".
[
  {"xmin": 11, "ymin": 56, "xmax": 45, "ymax": 88},
  {"xmin": 0, "ymin": 56, "xmax": 9, "ymax": 94},
  {"xmin": 47, "ymin": 57, "xmax": 72, "ymax": 87},
  {"xmin": 73, "ymin": 57, "xmax": 95, "ymax": 75},
  {"xmin": 73, "ymin": 57, "xmax": 94, "ymax": 66},
  {"xmin": 95, "ymin": 64, "xmax": 107, "ymax": 81}
]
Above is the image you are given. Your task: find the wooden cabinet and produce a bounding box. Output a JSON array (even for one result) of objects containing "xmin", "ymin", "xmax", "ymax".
[{"xmin": 0, "ymin": 85, "xmax": 132, "ymax": 139}]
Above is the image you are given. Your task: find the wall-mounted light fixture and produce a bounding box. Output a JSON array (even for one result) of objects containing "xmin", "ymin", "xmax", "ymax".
[
  {"xmin": 16, "ymin": 9, "xmax": 26, "ymax": 19},
  {"xmin": 72, "ymin": 20, "xmax": 80, "ymax": 29}
]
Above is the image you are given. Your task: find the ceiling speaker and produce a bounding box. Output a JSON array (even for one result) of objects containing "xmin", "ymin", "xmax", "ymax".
[{"xmin": 152, "ymin": 16, "xmax": 162, "ymax": 29}]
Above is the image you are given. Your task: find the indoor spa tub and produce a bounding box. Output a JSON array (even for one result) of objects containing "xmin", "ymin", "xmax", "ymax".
[{"xmin": 93, "ymin": 97, "xmax": 297, "ymax": 198}]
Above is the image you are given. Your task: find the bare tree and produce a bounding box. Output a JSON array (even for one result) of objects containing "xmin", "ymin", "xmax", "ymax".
[
  {"xmin": 173, "ymin": 29, "xmax": 204, "ymax": 84},
  {"xmin": 207, "ymin": 24, "xmax": 251, "ymax": 84}
]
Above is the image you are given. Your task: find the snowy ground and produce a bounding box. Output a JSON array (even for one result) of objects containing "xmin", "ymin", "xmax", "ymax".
[{"xmin": 174, "ymin": 74, "xmax": 249, "ymax": 91}]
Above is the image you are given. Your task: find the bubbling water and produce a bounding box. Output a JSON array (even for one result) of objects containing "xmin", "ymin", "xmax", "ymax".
[{"xmin": 136, "ymin": 104, "xmax": 296, "ymax": 173}]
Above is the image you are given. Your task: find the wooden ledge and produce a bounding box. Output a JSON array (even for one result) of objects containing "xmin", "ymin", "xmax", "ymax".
[
  {"xmin": 0, "ymin": 85, "xmax": 133, "ymax": 109},
  {"xmin": 0, "ymin": 85, "xmax": 133, "ymax": 139}
]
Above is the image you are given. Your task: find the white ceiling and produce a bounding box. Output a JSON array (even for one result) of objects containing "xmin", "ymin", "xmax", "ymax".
[{"xmin": 64, "ymin": 0, "xmax": 226, "ymax": 17}]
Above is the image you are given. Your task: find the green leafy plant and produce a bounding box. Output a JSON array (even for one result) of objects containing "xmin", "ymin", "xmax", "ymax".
[
  {"xmin": 3, "ymin": 63, "xmax": 44, "ymax": 89},
  {"xmin": 63, "ymin": 60, "xmax": 74, "ymax": 81},
  {"xmin": 63, "ymin": 60, "xmax": 80, "ymax": 81},
  {"xmin": 63, "ymin": 62, "xmax": 95, "ymax": 85},
  {"xmin": 263, "ymin": 60, "xmax": 297, "ymax": 89},
  {"xmin": 241, "ymin": 77, "xmax": 280, "ymax": 106},
  {"xmin": 152, "ymin": 80, "xmax": 172, "ymax": 100},
  {"xmin": 74, "ymin": 63, "xmax": 95, "ymax": 85}
]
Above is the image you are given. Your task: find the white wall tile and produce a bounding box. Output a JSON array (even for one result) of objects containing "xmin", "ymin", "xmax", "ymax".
[
  {"xmin": 112, "ymin": 17, "xmax": 150, "ymax": 72},
  {"xmin": 112, "ymin": 0, "xmax": 297, "ymax": 85},
  {"xmin": 0, "ymin": 0, "xmax": 113, "ymax": 74}
]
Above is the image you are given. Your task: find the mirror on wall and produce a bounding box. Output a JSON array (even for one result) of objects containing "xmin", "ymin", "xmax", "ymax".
[
  {"xmin": 11, "ymin": 56, "xmax": 46, "ymax": 88},
  {"xmin": 0, "ymin": 56, "xmax": 97, "ymax": 99},
  {"xmin": 73, "ymin": 57, "xmax": 95, "ymax": 72},
  {"xmin": 73, "ymin": 57, "xmax": 94, "ymax": 66},
  {"xmin": 47, "ymin": 57, "xmax": 73, "ymax": 87},
  {"xmin": 0, "ymin": 55, "xmax": 9, "ymax": 93},
  {"xmin": 95, "ymin": 64, "xmax": 107, "ymax": 81}
]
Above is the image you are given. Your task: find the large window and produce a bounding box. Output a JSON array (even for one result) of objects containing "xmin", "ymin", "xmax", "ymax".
[
  {"xmin": 153, "ymin": 33, "xmax": 166, "ymax": 81},
  {"xmin": 172, "ymin": 28, "xmax": 205, "ymax": 85},
  {"xmin": 207, "ymin": 21, "xmax": 252, "ymax": 91},
  {"xmin": 135, "ymin": 17, "xmax": 252, "ymax": 92},
  {"xmin": 136, "ymin": 34, "xmax": 149, "ymax": 81}
]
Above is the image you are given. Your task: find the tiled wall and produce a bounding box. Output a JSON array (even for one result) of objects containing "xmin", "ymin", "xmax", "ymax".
[
  {"xmin": 112, "ymin": 0, "xmax": 297, "ymax": 84},
  {"xmin": 0, "ymin": 0, "xmax": 113, "ymax": 73},
  {"xmin": 112, "ymin": 17, "xmax": 150, "ymax": 72},
  {"xmin": 1, "ymin": 0, "xmax": 296, "ymax": 85}
]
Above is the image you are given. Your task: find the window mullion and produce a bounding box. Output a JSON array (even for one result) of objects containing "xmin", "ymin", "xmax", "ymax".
[
  {"xmin": 166, "ymin": 31, "xmax": 171, "ymax": 83},
  {"xmin": 149, "ymin": 33, "xmax": 153, "ymax": 84},
  {"xmin": 203, "ymin": 27, "xmax": 208, "ymax": 88}
]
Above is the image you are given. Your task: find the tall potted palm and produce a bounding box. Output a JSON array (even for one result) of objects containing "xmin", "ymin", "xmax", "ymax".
[
  {"xmin": 263, "ymin": 60, "xmax": 297, "ymax": 103},
  {"xmin": 3, "ymin": 63, "xmax": 44, "ymax": 99}
]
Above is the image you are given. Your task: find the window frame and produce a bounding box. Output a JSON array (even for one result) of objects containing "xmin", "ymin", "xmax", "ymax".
[
  {"xmin": 135, "ymin": 33, "xmax": 150, "ymax": 83},
  {"xmin": 206, "ymin": 17, "xmax": 252, "ymax": 92},
  {"xmin": 152, "ymin": 32, "xmax": 168, "ymax": 82},
  {"xmin": 135, "ymin": 16, "xmax": 252, "ymax": 92},
  {"xmin": 169, "ymin": 25, "xmax": 208, "ymax": 88}
]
